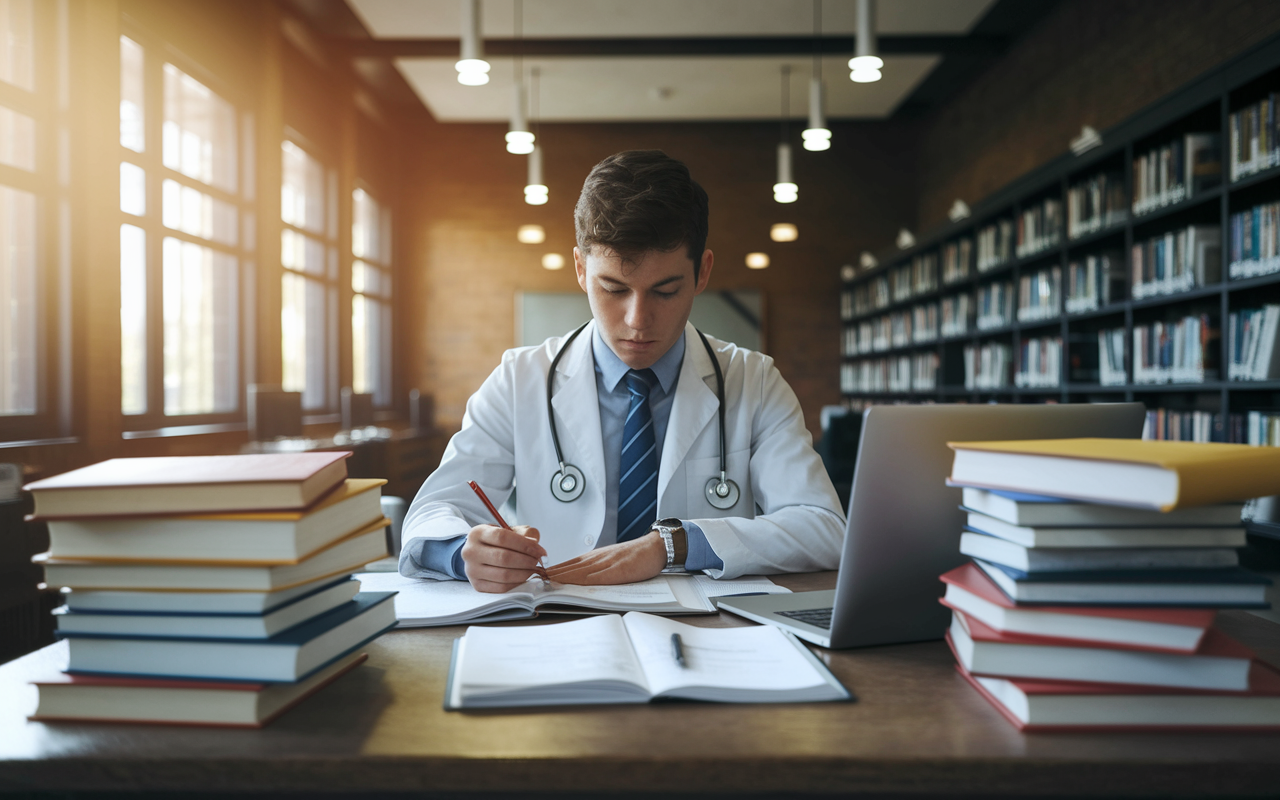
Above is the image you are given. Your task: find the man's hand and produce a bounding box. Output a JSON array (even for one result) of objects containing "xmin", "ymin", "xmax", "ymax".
[
  {"xmin": 546, "ymin": 532, "xmax": 667, "ymax": 586},
  {"xmin": 461, "ymin": 524, "xmax": 548, "ymax": 593}
]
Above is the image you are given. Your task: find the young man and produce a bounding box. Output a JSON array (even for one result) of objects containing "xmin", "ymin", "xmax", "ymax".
[{"xmin": 399, "ymin": 150, "xmax": 844, "ymax": 592}]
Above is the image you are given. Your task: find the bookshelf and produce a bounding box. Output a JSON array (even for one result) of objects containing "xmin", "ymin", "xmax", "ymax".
[{"xmin": 839, "ymin": 34, "xmax": 1280, "ymax": 445}]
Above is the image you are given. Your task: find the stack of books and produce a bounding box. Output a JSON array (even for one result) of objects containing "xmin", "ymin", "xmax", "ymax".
[
  {"xmin": 942, "ymin": 438, "xmax": 1280, "ymax": 731},
  {"xmin": 22, "ymin": 452, "xmax": 397, "ymax": 728}
]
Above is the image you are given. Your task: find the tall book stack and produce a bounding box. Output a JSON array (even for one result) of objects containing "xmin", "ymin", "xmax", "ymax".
[
  {"xmin": 22, "ymin": 453, "xmax": 397, "ymax": 728},
  {"xmin": 942, "ymin": 438, "xmax": 1280, "ymax": 731}
]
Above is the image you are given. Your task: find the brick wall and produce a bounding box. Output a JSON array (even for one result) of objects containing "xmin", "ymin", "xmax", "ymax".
[
  {"xmin": 915, "ymin": 0, "xmax": 1280, "ymax": 229},
  {"xmin": 400, "ymin": 118, "xmax": 917, "ymax": 438}
]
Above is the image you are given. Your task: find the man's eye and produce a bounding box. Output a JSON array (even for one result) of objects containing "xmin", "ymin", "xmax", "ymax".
[
  {"xmin": 655, "ymin": 290, "xmax": 678, "ymax": 297},
  {"xmin": 604, "ymin": 286, "xmax": 627, "ymax": 294}
]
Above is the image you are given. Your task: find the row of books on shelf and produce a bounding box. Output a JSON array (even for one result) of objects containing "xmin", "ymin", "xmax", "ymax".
[
  {"xmin": 943, "ymin": 438, "xmax": 1280, "ymax": 730},
  {"xmin": 1140, "ymin": 408, "xmax": 1279, "ymax": 445},
  {"xmin": 843, "ymin": 224, "xmax": 1224, "ymax": 323},
  {"xmin": 1229, "ymin": 200, "xmax": 1280, "ymax": 279},
  {"xmin": 1230, "ymin": 94, "xmax": 1280, "ymax": 182},
  {"xmin": 1131, "ymin": 225, "xmax": 1221, "ymax": 300},
  {"xmin": 1132, "ymin": 133, "xmax": 1221, "ymax": 215},
  {"xmin": 1132, "ymin": 313, "xmax": 1216, "ymax": 385},
  {"xmin": 964, "ymin": 342, "xmax": 1012, "ymax": 390},
  {"xmin": 1227, "ymin": 305, "xmax": 1280, "ymax": 380},
  {"xmin": 1066, "ymin": 171, "xmax": 1127, "ymax": 239},
  {"xmin": 18, "ymin": 452, "xmax": 397, "ymax": 727},
  {"xmin": 1017, "ymin": 266, "xmax": 1061, "ymax": 323},
  {"xmin": 839, "ymin": 355, "xmax": 938, "ymax": 394},
  {"xmin": 1013, "ymin": 336, "xmax": 1061, "ymax": 389},
  {"xmin": 1015, "ymin": 197, "xmax": 1063, "ymax": 258}
]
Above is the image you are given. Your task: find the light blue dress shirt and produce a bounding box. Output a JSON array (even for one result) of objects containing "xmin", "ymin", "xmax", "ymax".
[{"xmin": 416, "ymin": 328, "xmax": 723, "ymax": 579}]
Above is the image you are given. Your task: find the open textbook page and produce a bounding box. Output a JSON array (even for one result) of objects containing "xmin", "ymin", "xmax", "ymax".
[
  {"xmin": 445, "ymin": 612, "xmax": 850, "ymax": 709},
  {"xmin": 355, "ymin": 572, "xmax": 718, "ymax": 626}
]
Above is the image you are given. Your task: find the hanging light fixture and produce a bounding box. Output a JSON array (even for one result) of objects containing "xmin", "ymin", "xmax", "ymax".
[
  {"xmin": 774, "ymin": 66, "xmax": 797, "ymax": 204},
  {"xmin": 848, "ymin": 0, "xmax": 882, "ymax": 83},
  {"xmin": 505, "ymin": 0, "xmax": 535, "ymax": 154},
  {"xmin": 524, "ymin": 67, "xmax": 547, "ymax": 204},
  {"xmin": 802, "ymin": 0, "xmax": 831, "ymax": 152},
  {"xmin": 456, "ymin": 0, "xmax": 491, "ymax": 86},
  {"xmin": 525, "ymin": 145, "xmax": 548, "ymax": 205}
]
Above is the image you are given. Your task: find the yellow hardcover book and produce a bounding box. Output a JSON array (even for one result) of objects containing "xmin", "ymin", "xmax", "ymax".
[{"xmin": 948, "ymin": 438, "xmax": 1280, "ymax": 511}]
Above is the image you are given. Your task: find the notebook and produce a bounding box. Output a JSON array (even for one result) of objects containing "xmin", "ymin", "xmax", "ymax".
[{"xmin": 444, "ymin": 612, "xmax": 851, "ymax": 709}]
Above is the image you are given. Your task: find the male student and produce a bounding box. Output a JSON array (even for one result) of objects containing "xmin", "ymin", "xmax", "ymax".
[{"xmin": 399, "ymin": 150, "xmax": 844, "ymax": 592}]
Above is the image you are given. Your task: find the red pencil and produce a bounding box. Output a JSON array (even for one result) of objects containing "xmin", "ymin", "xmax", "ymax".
[{"xmin": 468, "ymin": 480, "xmax": 510, "ymax": 529}]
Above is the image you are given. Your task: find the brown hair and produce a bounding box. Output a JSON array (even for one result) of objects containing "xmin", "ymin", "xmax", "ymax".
[{"xmin": 574, "ymin": 150, "xmax": 709, "ymax": 278}]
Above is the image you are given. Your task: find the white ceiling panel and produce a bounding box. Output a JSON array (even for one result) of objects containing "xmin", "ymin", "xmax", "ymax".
[
  {"xmin": 396, "ymin": 54, "xmax": 939, "ymax": 122},
  {"xmin": 349, "ymin": 0, "xmax": 997, "ymax": 38}
]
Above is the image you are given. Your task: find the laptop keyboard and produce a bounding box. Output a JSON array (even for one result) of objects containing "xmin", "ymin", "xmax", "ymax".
[{"xmin": 778, "ymin": 607, "xmax": 833, "ymax": 630}]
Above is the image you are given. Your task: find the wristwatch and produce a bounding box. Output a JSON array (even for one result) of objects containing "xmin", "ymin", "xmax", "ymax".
[{"xmin": 651, "ymin": 518, "xmax": 689, "ymax": 573}]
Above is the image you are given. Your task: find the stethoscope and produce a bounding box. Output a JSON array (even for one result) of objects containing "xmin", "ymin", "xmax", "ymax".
[{"xmin": 546, "ymin": 323, "xmax": 741, "ymax": 510}]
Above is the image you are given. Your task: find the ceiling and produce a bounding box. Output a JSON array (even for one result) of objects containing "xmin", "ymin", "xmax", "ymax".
[{"xmin": 343, "ymin": 0, "xmax": 998, "ymax": 123}]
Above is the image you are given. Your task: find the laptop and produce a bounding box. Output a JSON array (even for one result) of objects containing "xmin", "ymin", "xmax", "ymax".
[{"xmin": 717, "ymin": 403, "xmax": 1146, "ymax": 649}]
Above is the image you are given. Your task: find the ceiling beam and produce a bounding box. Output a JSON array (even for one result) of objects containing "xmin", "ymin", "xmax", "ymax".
[{"xmin": 339, "ymin": 35, "xmax": 1007, "ymax": 60}]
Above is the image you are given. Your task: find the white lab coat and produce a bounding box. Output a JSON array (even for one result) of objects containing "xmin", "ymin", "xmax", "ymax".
[{"xmin": 399, "ymin": 321, "xmax": 845, "ymax": 579}]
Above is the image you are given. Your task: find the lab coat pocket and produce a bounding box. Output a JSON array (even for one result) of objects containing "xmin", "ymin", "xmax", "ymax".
[{"xmin": 685, "ymin": 448, "xmax": 754, "ymax": 519}]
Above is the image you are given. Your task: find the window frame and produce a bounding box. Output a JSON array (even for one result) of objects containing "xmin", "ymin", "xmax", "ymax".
[
  {"xmin": 279, "ymin": 129, "xmax": 340, "ymax": 418},
  {"xmin": 350, "ymin": 181, "xmax": 393, "ymax": 409},
  {"xmin": 0, "ymin": 0, "xmax": 67, "ymax": 444},
  {"xmin": 117, "ymin": 21, "xmax": 257, "ymax": 435}
]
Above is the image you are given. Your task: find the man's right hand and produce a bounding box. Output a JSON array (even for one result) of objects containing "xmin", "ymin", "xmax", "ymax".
[{"xmin": 460, "ymin": 524, "xmax": 548, "ymax": 593}]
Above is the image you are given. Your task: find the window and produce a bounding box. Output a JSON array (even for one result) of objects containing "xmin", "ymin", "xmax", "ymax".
[
  {"xmin": 352, "ymin": 187, "xmax": 391, "ymax": 407},
  {"xmin": 119, "ymin": 32, "xmax": 254, "ymax": 428},
  {"xmin": 0, "ymin": 0, "xmax": 67, "ymax": 442},
  {"xmin": 280, "ymin": 140, "xmax": 337, "ymax": 412}
]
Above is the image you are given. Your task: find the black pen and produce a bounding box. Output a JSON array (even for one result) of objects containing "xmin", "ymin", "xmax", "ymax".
[{"xmin": 671, "ymin": 633, "xmax": 686, "ymax": 668}]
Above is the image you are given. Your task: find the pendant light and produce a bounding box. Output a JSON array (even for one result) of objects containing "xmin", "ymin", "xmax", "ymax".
[
  {"xmin": 774, "ymin": 66, "xmax": 797, "ymax": 204},
  {"xmin": 456, "ymin": 0, "xmax": 491, "ymax": 86},
  {"xmin": 524, "ymin": 68, "xmax": 547, "ymax": 205},
  {"xmin": 505, "ymin": 0, "xmax": 535, "ymax": 154},
  {"xmin": 849, "ymin": 0, "xmax": 882, "ymax": 83},
  {"xmin": 802, "ymin": 0, "xmax": 831, "ymax": 152}
]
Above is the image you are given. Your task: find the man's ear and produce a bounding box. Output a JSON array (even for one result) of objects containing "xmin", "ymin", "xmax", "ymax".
[
  {"xmin": 693, "ymin": 249, "xmax": 714, "ymax": 295},
  {"xmin": 574, "ymin": 247, "xmax": 588, "ymax": 293}
]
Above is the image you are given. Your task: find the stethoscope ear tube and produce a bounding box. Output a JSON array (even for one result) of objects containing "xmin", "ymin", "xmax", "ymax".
[{"xmin": 545, "ymin": 324, "xmax": 739, "ymax": 510}]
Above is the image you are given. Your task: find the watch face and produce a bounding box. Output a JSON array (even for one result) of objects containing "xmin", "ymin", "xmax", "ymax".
[{"xmin": 656, "ymin": 517, "xmax": 682, "ymax": 528}]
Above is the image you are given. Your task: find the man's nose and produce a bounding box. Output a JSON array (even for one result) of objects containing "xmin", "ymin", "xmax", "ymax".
[{"xmin": 624, "ymin": 294, "xmax": 652, "ymax": 330}]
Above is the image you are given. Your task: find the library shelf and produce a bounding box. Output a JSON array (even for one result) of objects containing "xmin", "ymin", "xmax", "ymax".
[{"xmin": 838, "ymin": 31, "xmax": 1280, "ymax": 442}]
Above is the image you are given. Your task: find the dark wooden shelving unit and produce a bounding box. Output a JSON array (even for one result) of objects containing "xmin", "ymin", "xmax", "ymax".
[{"xmin": 838, "ymin": 33, "xmax": 1280, "ymax": 441}]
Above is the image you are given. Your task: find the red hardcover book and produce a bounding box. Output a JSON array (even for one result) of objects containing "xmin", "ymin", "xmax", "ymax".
[
  {"xmin": 30, "ymin": 651, "xmax": 367, "ymax": 727},
  {"xmin": 940, "ymin": 563, "xmax": 1215, "ymax": 652},
  {"xmin": 948, "ymin": 608, "xmax": 1254, "ymax": 691},
  {"xmin": 24, "ymin": 453, "xmax": 350, "ymax": 518},
  {"xmin": 951, "ymin": 645, "xmax": 1280, "ymax": 731}
]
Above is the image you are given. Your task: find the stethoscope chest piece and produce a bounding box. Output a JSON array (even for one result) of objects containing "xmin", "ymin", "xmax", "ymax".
[
  {"xmin": 551, "ymin": 463, "xmax": 586, "ymax": 502},
  {"xmin": 705, "ymin": 475, "xmax": 740, "ymax": 510}
]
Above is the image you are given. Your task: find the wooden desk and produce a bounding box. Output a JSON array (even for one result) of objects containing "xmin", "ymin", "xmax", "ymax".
[{"xmin": 3, "ymin": 572, "xmax": 1280, "ymax": 798}]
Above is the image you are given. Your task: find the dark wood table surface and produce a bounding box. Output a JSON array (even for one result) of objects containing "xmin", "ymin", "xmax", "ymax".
[{"xmin": 3, "ymin": 571, "xmax": 1280, "ymax": 798}]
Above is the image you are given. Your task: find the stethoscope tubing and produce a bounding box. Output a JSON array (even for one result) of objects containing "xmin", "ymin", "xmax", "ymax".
[{"xmin": 545, "ymin": 323, "xmax": 737, "ymax": 507}]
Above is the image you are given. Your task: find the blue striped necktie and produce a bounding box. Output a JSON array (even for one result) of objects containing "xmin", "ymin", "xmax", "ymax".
[{"xmin": 617, "ymin": 368, "xmax": 659, "ymax": 542}]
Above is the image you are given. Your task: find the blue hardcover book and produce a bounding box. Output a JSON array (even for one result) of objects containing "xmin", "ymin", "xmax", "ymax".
[
  {"xmin": 959, "ymin": 529, "xmax": 1239, "ymax": 573},
  {"xmin": 958, "ymin": 486, "xmax": 1244, "ymax": 529},
  {"xmin": 60, "ymin": 592, "xmax": 397, "ymax": 682},
  {"xmin": 54, "ymin": 577, "xmax": 361, "ymax": 639},
  {"xmin": 973, "ymin": 559, "xmax": 1270, "ymax": 608}
]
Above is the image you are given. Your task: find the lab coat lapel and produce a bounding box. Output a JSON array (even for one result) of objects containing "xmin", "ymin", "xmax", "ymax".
[
  {"xmin": 549, "ymin": 322, "xmax": 606, "ymax": 505},
  {"xmin": 658, "ymin": 324, "xmax": 718, "ymax": 506}
]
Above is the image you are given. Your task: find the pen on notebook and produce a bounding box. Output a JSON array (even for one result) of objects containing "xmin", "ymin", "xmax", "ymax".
[
  {"xmin": 671, "ymin": 633, "xmax": 686, "ymax": 668},
  {"xmin": 467, "ymin": 480, "xmax": 550, "ymax": 582}
]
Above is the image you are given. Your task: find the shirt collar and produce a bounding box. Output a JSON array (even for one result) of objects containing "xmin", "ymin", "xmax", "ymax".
[{"xmin": 592, "ymin": 327, "xmax": 685, "ymax": 395}]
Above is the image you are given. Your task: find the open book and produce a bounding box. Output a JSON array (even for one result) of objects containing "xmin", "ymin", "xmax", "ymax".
[
  {"xmin": 444, "ymin": 612, "xmax": 851, "ymax": 709},
  {"xmin": 355, "ymin": 572, "xmax": 789, "ymax": 626}
]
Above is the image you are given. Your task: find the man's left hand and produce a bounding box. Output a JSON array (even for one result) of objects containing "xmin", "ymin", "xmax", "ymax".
[{"xmin": 545, "ymin": 531, "xmax": 667, "ymax": 585}]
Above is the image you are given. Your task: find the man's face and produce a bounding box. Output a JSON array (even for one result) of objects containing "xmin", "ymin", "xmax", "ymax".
[{"xmin": 574, "ymin": 244, "xmax": 714, "ymax": 370}]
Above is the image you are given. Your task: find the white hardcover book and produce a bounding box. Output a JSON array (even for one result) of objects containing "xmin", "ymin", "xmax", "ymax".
[{"xmin": 959, "ymin": 531, "xmax": 1239, "ymax": 572}]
